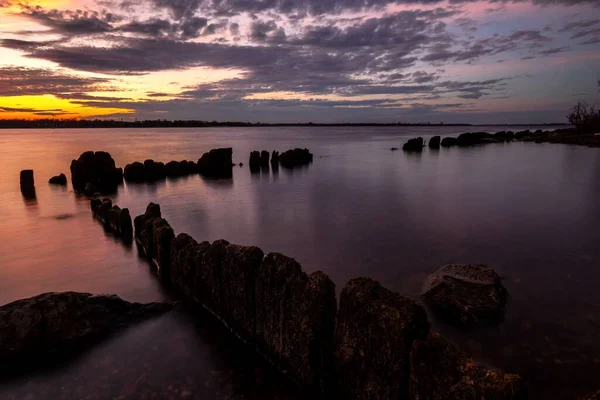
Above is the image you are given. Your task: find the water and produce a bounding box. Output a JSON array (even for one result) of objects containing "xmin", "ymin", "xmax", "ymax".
[{"xmin": 0, "ymin": 126, "xmax": 599, "ymax": 399}]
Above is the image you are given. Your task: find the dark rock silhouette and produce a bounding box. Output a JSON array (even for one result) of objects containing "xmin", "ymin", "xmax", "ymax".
[
  {"xmin": 493, "ymin": 131, "xmax": 515, "ymax": 142},
  {"xmin": 198, "ymin": 148, "xmax": 233, "ymax": 179},
  {"xmin": 143, "ymin": 159, "xmax": 167, "ymax": 181},
  {"xmin": 422, "ymin": 264, "xmax": 507, "ymax": 328},
  {"xmin": 19, "ymin": 169, "xmax": 36, "ymax": 198},
  {"xmin": 260, "ymin": 150, "xmax": 270, "ymax": 167},
  {"xmin": 256, "ymin": 253, "xmax": 336, "ymax": 391},
  {"xmin": 514, "ymin": 130, "xmax": 531, "ymax": 139},
  {"xmin": 279, "ymin": 148, "xmax": 313, "ymax": 168},
  {"xmin": 91, "ymin": 198, "xmax": 133, "ymax": 241},
  {"xmin": 123, "ymin": 161, "xmax": 145, "ymax": 182},
  {"xmin": 403, "ymin": 137, "xmax": 425, "ymax": 151},
  {"xmin": 410, "ymin": 333, "xmax": 527, "ymax": 400},
  {"xmin": 390, "ymin": 147, "xmax": 398, "ymax": 151},
  {"xmin": 582, "ymin": 390, "xmax": 600, "ymax": 400},
  {"xmin": 334, "ymin": 277, "xmax": 429, "ymax": 399},
  {"xmin": 134, "ymin": 204, "xmax": 174, "ymax": 277},
  {"xmin": 70, "ymin": 151, "xmax": 122, "ymax": 193},
  {"xmin": 0, "ymin": 292, "xmax": 171, "ymax": 378},
  {"xmin": 441, "ymin": 137, "xmax": 457, "ymax": 147},
  {"xmin": 49, "ymin": 173, "xmax": 67, "ymax": 185},
  {"xmin": 249, "ymin": 151, "xmax": 261, "ymax": 171},
  {"xmin": 271, "ymin": 151, "xmax": 279, "ymax": 165},
  {"xmin": 456, "ymin": 132, "xmax": 499, "ymax": 146},
  {"xmin": 429, "ymin": 136, "xmax": 441, "ymax": 148}
]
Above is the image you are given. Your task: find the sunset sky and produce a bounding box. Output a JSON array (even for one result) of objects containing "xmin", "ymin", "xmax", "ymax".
[{"xmin": 0, "ymin": 0, "xmax": 599, "ymax": 123}]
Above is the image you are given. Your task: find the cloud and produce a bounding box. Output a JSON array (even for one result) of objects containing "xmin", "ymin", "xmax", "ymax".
[{"xmin": 0, "ymin": 66, "xmax": 113, "ymax": 96}]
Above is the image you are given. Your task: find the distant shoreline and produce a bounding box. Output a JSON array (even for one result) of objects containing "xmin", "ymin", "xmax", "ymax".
[{"xmin": 0, "ymin": 119, "xmax": 570, "ymax": 129}]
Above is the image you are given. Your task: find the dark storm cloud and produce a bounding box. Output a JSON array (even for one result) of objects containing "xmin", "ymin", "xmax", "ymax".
[{"xmin": 0, "ymin": 66, "xmax": 112, "ymax": 96}]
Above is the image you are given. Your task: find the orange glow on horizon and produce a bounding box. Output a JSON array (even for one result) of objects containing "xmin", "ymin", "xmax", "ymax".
[{"xmin": 0, "ymin": 95, "xmax": 133, "ymax": 119}]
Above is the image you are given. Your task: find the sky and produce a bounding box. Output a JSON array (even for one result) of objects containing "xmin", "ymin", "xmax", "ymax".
[{"xmin": 0, "ymin": 0, "xmax": 599, "ymax": 123}]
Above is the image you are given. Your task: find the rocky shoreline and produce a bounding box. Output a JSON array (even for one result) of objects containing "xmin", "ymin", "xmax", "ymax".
[
  {"xmin": 128, "ymin": 201, "xmax": 527, "ymax": 398},
  {"xmin": 0, "ymin": 292, "xmax": 171, "ymax": 379}
]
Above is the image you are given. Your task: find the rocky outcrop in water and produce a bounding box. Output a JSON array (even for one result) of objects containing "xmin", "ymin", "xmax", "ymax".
[
  {"xmin": 403, "ymin": 137, "xmax": 425, "ymax": 151},
  {"xmin": 19, "ymin": 169, "xmax": 36, "ymax": 198},
  {"xmin": 90, "ymin": 198, "xmax": 133, "ymax": 241},
  {"xmin": 49, "ymin": 173, "xmax": 67, "ymax": 185},
  {"xmin": 271, "ymin": 151, "xmax": 279, "ymax": 165},
  {"xmin": 124, "ymin": 159, "xmax": 198, "ymax": 182},
  {"xmin": 334, "ymin": 277, "xmax": 430, "ymax": 399},
  {"xmin": 441, "ymin": 137, "xmax": 457, "ymax": 147},
  {"xmin": 493, "ymin": 131, "xmax": 515, "ymax": 142},
  {"xmin": 456, "ymin": 132, "xmax": 499, "ymax": 146},
  {"xmin": 70, "ymin": 151, "xmax": 122, "ymax": 193},
  {"xmin": 429, "ymin": 136, "xmax": 441, "ymax": 148},
  {"xmin": 134, "ymin": 204, "xmax": 175, "ymax": 277},
  {"xmin": 256, "ymin": 253, "xmax": 336, "ymax": 391},
  {"xmin": 409, "ymin": 333, "xmax": 527, "ymax": 400},
  {"xmin": 249, "ymin": 151, "xmax": 261, "ymax": 171},
  {"xmin": 198, "ymin": 148, "xmax": 233, "ymax": 178},
  {"xmin": 0, "ymin": 292, "xmax": 171, "ymax": 378},
  {"xmin": 279, "ymin": 148, "xmax": 313, "ymax": 168},
  {"xmin": 514, "ymin": 130, "xmax": 531, "ymax": 140},
  {"xmin": 422, "ymin": 264, "xmax": 508, "ymax": 328}
]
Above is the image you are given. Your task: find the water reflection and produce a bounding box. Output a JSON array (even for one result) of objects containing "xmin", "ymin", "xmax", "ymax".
[{"xmin": 0, "ymin": 126, "xmax": 598, "ymax": 399}]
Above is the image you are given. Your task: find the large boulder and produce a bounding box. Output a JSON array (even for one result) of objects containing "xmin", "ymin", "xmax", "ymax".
[
  {"xmin": 70, "ymin": 151, "xmax": 122, "ymax": 193},
  {"xmin": 403, "ymin": 137, "xmax": 424, "ymax": 151},
  {"xmin": 422, "ymin": 264, "xmax": 508, "ymax": 328},
  {"xmin": 123, "ymin": 161, "xmax": 145, "ymax": 182},
  {"xmin": 19, "ymin": 169, "xmax": 36, "ymax": 198},
  {"xmin": 271, "ymin": 150, "xmax": 280, "ymax": 166},
  {"xmin": 334, "ymin": 277, "xmax": 430, "ymax": 399},
  {"xmin": 279, "ymin": 148, "xmax": 313, "ymax": 168},
  {"xmin": 409, "ymin": 333, "xmax": 527, "ymax": 400},
  {"xmin": 256, "ymin": 253, "xmax": 337, "ymax": 391},
  {"xmin": 429, "ymin": 136, "xmax": 441, "ymax": 149},
  {"xmin": 143, "ymin": 159, "xmax": 166, "ymax": 181},
  {"xmin": 48, "ymin": 173, "xmax": 67, "ymax": 185},
  {"xmin": 249, "ymin": 151, "xmax": 261, "ymax": 171},
  {"xmin": 198, "ymin": 148, "xmax": 233, "ymax": 178},
  {"xmin": 441, "ymin": 137, "xmax": 457, "ymax": 147},
  {"xmin": 260, "ymin": 150, "xmax": 270, "ymax": 167},
  {"xmin": 0, "ymin": 292, "xmax": 171, "ymax": 378},
  {"xmin": 170, "ymin": 233, "xmax": 201, "ymax": 297}
]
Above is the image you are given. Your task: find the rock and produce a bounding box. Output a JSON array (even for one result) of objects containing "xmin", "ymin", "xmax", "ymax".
[
  {"xmin": 429, "ymin": 136, "xmax": 441, "ymax": 148},
  {"xmin": 256, "ymin": 253, "xmax": 337, "ymax": 391},
  {"xmin": 514, "ymin": 130, "xmax": 531, "ymax": 139},
  {"xmin": 91, "ymin": 197, "xmax": 112, "ymax": 223},
  {"xmin": 123, "ymin": 161, "xmax": 145, "ymax": 182},
  {"xmin": 49, "ymin": 173, "xmax": 67, "ymax": 185},
  {"xmin": 334, "ymin": 277, "xmax": 429, "ymax": 399},
  {"xmin": 279, "ymin": 148, "xmax": 313, "ymax": 168},
  {"xmin": 0, "ymin": 292, "xmax": 171, "ymax": 377},
  {"xmin": 19, "ymin": 169, "xmax": 36, "ymax": 198},
  {"xmin": 91, "ymin": 200, "xmax": 133, "ymax": 241},
  {"xmin": 219, "ymin": 244, "xmax": 264, "ymax": 340},
  {"xmin": 196, "ymin": 239, "xmax": 229, "ymax": 313},
  {"xmin": 409, "ymin": 333, "xmax": 527, "ymax": 400},
  {"xmin": 422, "ymin": 264, "xmax": 508, "ymax": 328},
  {"xmin": 170, "ymin": 233, "xmax": 201, "ymax": 297},
  {"xmin": 70, "ymin": 151, "xmax": 122, "ymax": 193},
  {"xmin": 493, "ymin": 131, "xmax": 514, "ymax": 142},
  {"xmin": 249, "ymin": 151, "xmax": 261, "ymax": 171},
  {"xmin": 456, "ymin": 132, "xmax": 497, "ymax": 146},
  {"xmin": 165, "ymin": 160, "xmax": 184, "ymax": 177},
  {"xmin": 403, "ymin": 137, "xmax": 424, "ymax": 151},
  {"xmin": 134, "ymin": 202, "xmax": 173, "ymax": 277},
  {"xmin": 390, "ymin": 147, "xmax": 399, "ymax": 151},
  {"xmin": 198, "ymin": 148, "xmax": 233, "ymax": 179},
  {"xmin": 271, "ymin": 151, "xmax": 279, "ymax": 165},
  {"xmin": 260, "ymin": 150, "xmax": 270, "ymax": 167},
  {"xmin": 441, "ymin": 137, "xmax": 457, "ymax": 147},
  {"xmin": 143, "ymin": 159, "xmax": 166, "ymax": 181},
  {"xmin": 84, "ymin": 182, "xmax": 98, "ymax": 196},
  {"xmin": 239, "ymin": 162, "xmax": 243, "ymax": 167}
]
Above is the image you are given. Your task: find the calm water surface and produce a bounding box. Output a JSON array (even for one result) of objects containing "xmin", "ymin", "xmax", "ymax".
[{"xmin": 0, "ymin": 127, "xmax": 599, "ymax": 399}]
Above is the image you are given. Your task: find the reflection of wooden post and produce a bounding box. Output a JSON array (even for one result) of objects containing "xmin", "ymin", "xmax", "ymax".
[{"xmin": 20, "ymin": 169, "xmax": 36, "ymax": 199}]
